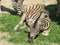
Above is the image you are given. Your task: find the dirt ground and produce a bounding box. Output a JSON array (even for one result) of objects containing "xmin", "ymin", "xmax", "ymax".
[
  {"xmin": 1, "ymin": 0, "xmax": 57, "ymax": 9},
  {"xmin": 23, "ymin": 0, "xmax": 57, "ymax": 6},
  {"xmin": 1, "ymin": 0, "xmax": 57, "ymax": 14}
]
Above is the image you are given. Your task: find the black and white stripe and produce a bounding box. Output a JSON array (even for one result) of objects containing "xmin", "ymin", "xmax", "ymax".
[
  {"xmin": 12, "ymin": 0, "xmax": 24, "ymax": 15},
  {"xmin": 23, "ymin": 5, "xmax": 50, "ymax": 29},
  {"xmin": 13, "ymin": 4, "xmax": 50, "ymax": 30},
  {"xmin": 13, "ymin": 4, "xmax": 51, "ymax": 43}
]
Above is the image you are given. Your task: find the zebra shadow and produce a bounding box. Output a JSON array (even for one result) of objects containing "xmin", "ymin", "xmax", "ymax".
[
  {"xmin": 1, "ymin": 5, "xmax": 17, "ymax": 15},
  {"xmin": 44, "ymin": 4, "xmax": 60, "ymax": 25}
]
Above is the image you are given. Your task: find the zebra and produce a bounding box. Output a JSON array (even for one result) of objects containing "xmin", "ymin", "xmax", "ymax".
[
  {"xmin": 13, "ymin": 5, "xmax": 51, "ymax": 43},
  {"xmin": 11, "ymin": 0, "xmax": 24, "ymax": 16}
]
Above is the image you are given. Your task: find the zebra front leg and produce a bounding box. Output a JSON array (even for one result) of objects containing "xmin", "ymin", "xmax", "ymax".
[
  {"xmin": 13, "ymin": 12, "xmax": 26, "ymax": 30},
  {"xmin": 13, "ymin": 20, "xmax": 23, "ymax": 30}
]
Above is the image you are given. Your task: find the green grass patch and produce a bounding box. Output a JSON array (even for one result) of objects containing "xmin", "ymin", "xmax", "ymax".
[{"xmin": 0, "ymin": 13, "xmax": 60, "ymax": 45}]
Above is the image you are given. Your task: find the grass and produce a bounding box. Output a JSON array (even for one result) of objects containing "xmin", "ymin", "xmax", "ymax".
[{"xmin": 0, "ymin": 5, "xmax": 60, "ymax": 45}]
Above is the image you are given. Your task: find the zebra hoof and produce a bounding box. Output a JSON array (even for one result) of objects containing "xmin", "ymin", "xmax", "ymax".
[{"xmin": 42, "ymin": 32, "xmax": 49, "ymax": 36}]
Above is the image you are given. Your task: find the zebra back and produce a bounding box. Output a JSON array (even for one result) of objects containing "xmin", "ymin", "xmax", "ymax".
[{"xmin": 24, "ymin": 5, "xmax": 48, "ymax": 26}]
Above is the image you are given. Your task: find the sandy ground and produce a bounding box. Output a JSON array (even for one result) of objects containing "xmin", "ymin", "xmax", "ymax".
[
  {"xmin": 0, "ymin": 31, "xmax": 23, "ymax": 45},
  {"xmin": 1, "ymin": 0, "xmax": 13, "ymax": 9},
  {"xmin": 0, "ymin": 0, "xmax": 57, "ymax": 14},
  {"xmin": 1, "ymin": 0, "xmax": 57, "ymax": 9},
  {"xmin": 23, "ymin": 0, "xmax": 57, "ymax": 6},
  {"xmin": 0, "ymin": 31, "xmax": 14, "ymax": 45}
]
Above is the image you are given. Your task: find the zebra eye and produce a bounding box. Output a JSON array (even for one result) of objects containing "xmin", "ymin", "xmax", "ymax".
[
  {"xmin": 44, "ymin": 12, "xmax": 47, "ymax": 13},
  {"xmin": 45, "ymin": 15, "xmax": 48, "ymax": 17}
]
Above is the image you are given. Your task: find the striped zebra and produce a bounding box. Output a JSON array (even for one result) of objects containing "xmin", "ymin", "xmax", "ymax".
[
  {"xmin": 13, "ymin": 5, "xmax": 51, "ymax": 43},
  {"xmin": 11, "ymin": 0, "xmax": 24, "ymax": 16}
]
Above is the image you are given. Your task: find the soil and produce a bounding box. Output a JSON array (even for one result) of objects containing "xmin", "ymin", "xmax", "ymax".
[{"xmin": 1, "ymin": 0, "xmax": 57, "ymax": 9}]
